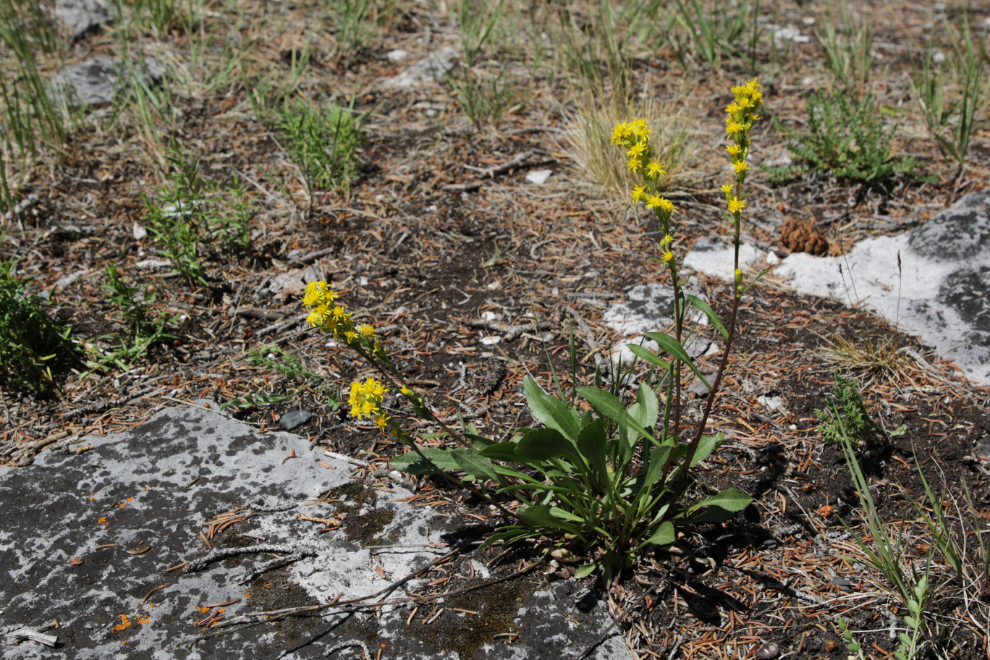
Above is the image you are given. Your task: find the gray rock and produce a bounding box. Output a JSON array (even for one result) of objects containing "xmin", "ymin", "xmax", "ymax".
[
  {"xmin": 683, "ymin": 237, "xmax": 765, "ymax": 281},
  {"xmin": 380, "ymin": 47, "xmax": 457, "ymax": 90},
  {"xmin": 47, "ymin": 56, "xmax": 163, "ymax": 109},
  {"xmin": 767, "ymin": 189, "xmax": 990, "ymax": 385},
  {"xmin": 280, "ymin": 409, "xmax": 312, "ymax": 431},
  {"xmin": 0, "ymin": 408, "xmax": 629, "ymax": 659},
  {"xmin": 54, "ymin": 0, "xmax": 113, "ymax": 40},
  {"xmin": 603, "ymin": 283, "xmax": 708, "ymax": 369}
]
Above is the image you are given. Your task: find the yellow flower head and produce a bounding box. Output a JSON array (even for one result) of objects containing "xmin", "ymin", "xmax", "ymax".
[
  {"xmin": 726, "ymin": 121, "xmax": 744, "ymax": 135},
  {"xmin": 302, "ymin": 281, "xmax": 338, "ymax": 308},
  {"xmin": 661, "ymin": 250, "xmax": 674, "ymax": 262},
  {"xmin": 728, "ymin": 197, "xmax": 745, "ymax": 213},
  {"xmin": 357, "ymin": 324, "xmax": 376, "ymax": 338},
  {"xmin": 726, "ymin": 144, "xmax": 741, "ymax": 156},
  {"xmin": 660, "ymin": 233, "xmax": 674, "ymax": 246},
  {"xmin": 645, "ymin": 194, "xmax": 663, "ymax": 209},
  {"xmin": 627, "ymin": 141, "xmax": 647, "ymax": 159},
  {"xmin": 348, "ymin": 377, "xmax": 387, "ymax": 422},
  {"xmin": 400, "ymin": 386, "xmax": 414, "ymax": 397},
  {"xmin": 629, "ymin": 118, "xmax": 652, "ymax": 138},
  {"xmin": 611, "ymin": 122, "xmax": 632, "ymax": 145},
  {"xmin": 720, "ymin": 182, "xmax": 734, "ymax": 194},
  {"xmin": 725, "ymin": 102, "xmax": 740, "ymax": 115},
  {"xmin": 627, "ymin": 156, "xmax": 642, "ymax": 173},
  {"xmin": 647, "ymin": 160, "xmax": 665, "ymax": 178},
  {"xmin": 732, "ymin": 160, "xmax": 749, "ymax": 174},
  {"xmin": 631, "ymin": 185, "xmax": 646, "ymax": 202},
  {"xmin": 374, "ymin": 413, "xmax": 390, "ymax": 431},
  {"xmin": 657, "ymin": 197, "xmax": 676, "ymax": 213}
]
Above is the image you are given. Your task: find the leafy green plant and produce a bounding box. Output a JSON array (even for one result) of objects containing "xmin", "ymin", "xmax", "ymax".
[
  {"xmin": 0, "ymin": 260, "xmax": 78, "ymax": 394},
  {"xmin": 142, "ymin": 146, "xmax": 256, "ymax": 286},
  {"xmin": 763, "ymin": 90, "xmax": 931, "ymax": 185},
  {"xmin": 85, "ymin": 264, "xmax": 177, "ymax": 371},
  {"xmin": 247, "ymin": 344, "xmax": 341, "ymax": 410},
  {"xmin": 327, "ymin": 0, "xmax": 395, "ymax": 61},
  {"xmin": 272, "ymin": 98, "xmax": 361, "ymax": 192},
  {"xmin": 300, "ymin": 81, "xmax": 766, "ymax": 578},
  {"xmin": 815, "ymin": 371, "xmax": 888, "ymax": 445},
  {"xmin": 911, "ymin": 21, "xmax": 989, "ymax": 177}
]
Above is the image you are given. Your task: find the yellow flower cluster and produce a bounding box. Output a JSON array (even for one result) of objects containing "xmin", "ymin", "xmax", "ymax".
[
  {"xmin": 612, "ymin": 119, "xmax": 666, "ymax": 182},
  {"xmin": 302, "ymin": 280, "xmax": 382, "ymax": 353},
  {"xmin": 613, "ymin": 117, "xmax": 679, "ymax": 264},
  {"xmin": 348, "ymin": 377, "xmax": 389, "ymax": 430},
  {"xmin": 722, "ymin": 79, "xmax": 763, "ymax": 217}
]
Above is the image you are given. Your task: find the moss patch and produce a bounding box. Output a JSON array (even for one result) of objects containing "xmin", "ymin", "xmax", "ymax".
[
  {"xmin": 328, "ymin": 482, "xmax": 400, "ymax": 547},
  {"xmin": 409, "ymin": 576, "xmax": 537, "ymax": 659}
]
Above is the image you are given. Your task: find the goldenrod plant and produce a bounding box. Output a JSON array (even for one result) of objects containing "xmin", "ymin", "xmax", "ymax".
[{"xmin": 301, "ymin": 81, "xmax": 765, "ymax": 579}]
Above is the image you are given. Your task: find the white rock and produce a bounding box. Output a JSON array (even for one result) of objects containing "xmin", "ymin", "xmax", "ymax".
[
  {"xmin": 386, "ymin": 49, "xmax": 408, "ymax": 62},
  {"xmin": 132, "ymin": 222, "xmax": 147, "ymax": 240},
  {"xmin": 525, "ymin": 169, "xmax": 553, "ymax": 184}
]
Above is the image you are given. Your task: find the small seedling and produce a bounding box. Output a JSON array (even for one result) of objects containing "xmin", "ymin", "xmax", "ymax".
[
  {"xmin": 0, "ymin": 260, "xmax": 78, "ymax": 393},
  {"xmin": 272, "ymin": 98, "xmax": 361, "ymax": 192},
  {"xmin": 85, "ymin": 265, "xmax": 177, "ymax": 371},
  {"xmin": 816, "ymin": 371, "xmax": 889, "ymax": 445}
]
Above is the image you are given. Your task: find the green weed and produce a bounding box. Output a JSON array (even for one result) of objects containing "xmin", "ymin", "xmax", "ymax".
[
  {"xmin": 763, "ymin": 90, "xmax": 931, "ymax": 185},
  {"xmin": 0, "ymin": 259, "xmax": 78, "ymax": 394},
  {"xmin": 272, "ymin": 98, "xmax": 361, "ymax": 192},
  {"xmin": 85, "ymin": 264, "xmax": 177, "ymax": 371},
  {"xmin": 246, "ymin": 343, "xmax": 341, "ymax": 410},
  {"xmin": 142, "ymin": 146, "xmax": 257, "ymax": 287},
  {"xmin": 815, "ymin": 371, "xmax": 891, "ymax": 445}
]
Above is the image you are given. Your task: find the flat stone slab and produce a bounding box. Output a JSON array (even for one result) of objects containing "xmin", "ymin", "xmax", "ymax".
[
  {"xmin": 47, "ymin": 56, "xmax": 163, "ymax": 108},
  {"xmin": 681, "ymin": 190, "xmax": 990, "ymax": 385},
  {"xmin": 0, "ymin": 408, "xmax": 629, "ymax": 659}
]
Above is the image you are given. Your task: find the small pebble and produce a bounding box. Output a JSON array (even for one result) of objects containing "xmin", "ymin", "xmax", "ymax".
[
  {"xmin": 756, "ymin": 642, "xmax": 779, "ymax": 659},
  {"xmin": 280, "ymin": 410, "xmax": 312, "ymax": 431}
]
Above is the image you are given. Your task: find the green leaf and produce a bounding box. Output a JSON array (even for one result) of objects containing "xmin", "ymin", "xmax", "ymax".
[
  {"xmin": 689, "ymin": 433, "xmax": 724, "ymax": 467},
  {"xmin": 389, "ymin": 447, "xmax": 461, "ymax": 475},
  {"xmin": 627, "ymin": 344, "xmax": 673, "ymax": 375},
  {"xmin": 523, "ymin": 375, "xmax": 581, "ymax": 441},
  {"xmin": 642, "ymin": 446, "xmax": 672, "ymax": 490},
  {"xmin": 478, "ymin": 441, "xmax": 523, "ymax": 462},
  {"xmin": 515, "ymin": 427, "xmax": 583, "ymax": 467},
  {"xmin": 574, "ymin": 563, "xmax": 597, "ymax": 579},
  {"xmin": 517, "ymin": 505, "xmax": 582, "ymax": 534},
  {"xmin": 452, "ymin": 449, "xmax": 502, "ymax": 483},
  {"xmin": 686, "ymin": 294, "xmax": 728, "ymax": 340},
  {"xmin": 576, "ymin": 418, "xmax": 609, "ymax": 487},
  {"xmin": 550, "ymin": 507, "xmax": 584, "ymax": 523},
  {"xmin": 631, "ymin": 383, "xmax": 659, "ymax": 431},
  {"xmin": 644, "ymin": 521, "xmax": 675, "ymax": 546},
  {"xmin": 686, "ymin": 486, "xmax": 752, "ymax": 519},
  {"xmin": 576, "ymin": 387, "xmax": 659, "ymax": 446},
  {"xmin": 644, "ymin": 332, "xmax": 711, "ymax": 390}
]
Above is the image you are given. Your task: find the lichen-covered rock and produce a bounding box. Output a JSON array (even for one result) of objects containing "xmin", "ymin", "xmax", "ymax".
[{"xmin": 779, "ymin": 218, "xmax": 829, "ymax": 256}]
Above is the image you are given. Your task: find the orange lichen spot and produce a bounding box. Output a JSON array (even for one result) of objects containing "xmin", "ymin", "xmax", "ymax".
[
  {"xmin": 113, "ymin": 615, "xmax": 131, "ymax": 632},
  {"xmin": 194, "ymin": 606, "xmax": 210, "ymax": 614},
  {"xmin": 137, "ymin": 617, "xmax": 150, "ymax": 625},
  {"xmin": 98, "ymin": 517, "xmax": 109, "ymax": 525},
  {"xmin": 243, "ymin": 591, "xmax": 252, "ymax": 600}
]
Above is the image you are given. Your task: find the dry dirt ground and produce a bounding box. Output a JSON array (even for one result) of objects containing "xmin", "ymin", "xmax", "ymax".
[{"xmin": 2, "ymin": 0, "xmax": 990, "ymax": 658}]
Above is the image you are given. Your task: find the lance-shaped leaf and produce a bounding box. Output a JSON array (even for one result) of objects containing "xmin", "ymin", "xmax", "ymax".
[
  {"xmin": 523, "ymin": 375, "xmax": 581, "ymax": 441},
  {"xmin": 644, "ymin": 332, "xmax": 711, "ymax": 391},
  {"xmin": 686, "ymin": 294, "xmax": 728, "ymax": 340},
  {"xmin": 685, "ymin": 486, "xmax": 752, "ymax": 523},
  {"xmin": 517, "ymin": 505, "xmax": 582, "ymax": 534},
  {"xmin": 576, "ymin": 387, "xmax": 659, "ymax": 446}
]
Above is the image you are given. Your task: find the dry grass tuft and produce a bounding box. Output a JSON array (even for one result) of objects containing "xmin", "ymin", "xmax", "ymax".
[
  {"xmin": 564, "ymin": 88, "xmax": 698, "ymax": 201},
  {"xmin": 820, "ymin": 331, "xmax": 915, "ymax": 385}
]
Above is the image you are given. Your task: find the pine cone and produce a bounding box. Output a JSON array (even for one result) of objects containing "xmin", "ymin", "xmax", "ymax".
[
  {"xmin": 779, "ymin": 218, "xmax": 829, "ymax": 256},
  {"xmin": 478, "ymin": 358, "xmax": 508, "ymax": 395}
]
